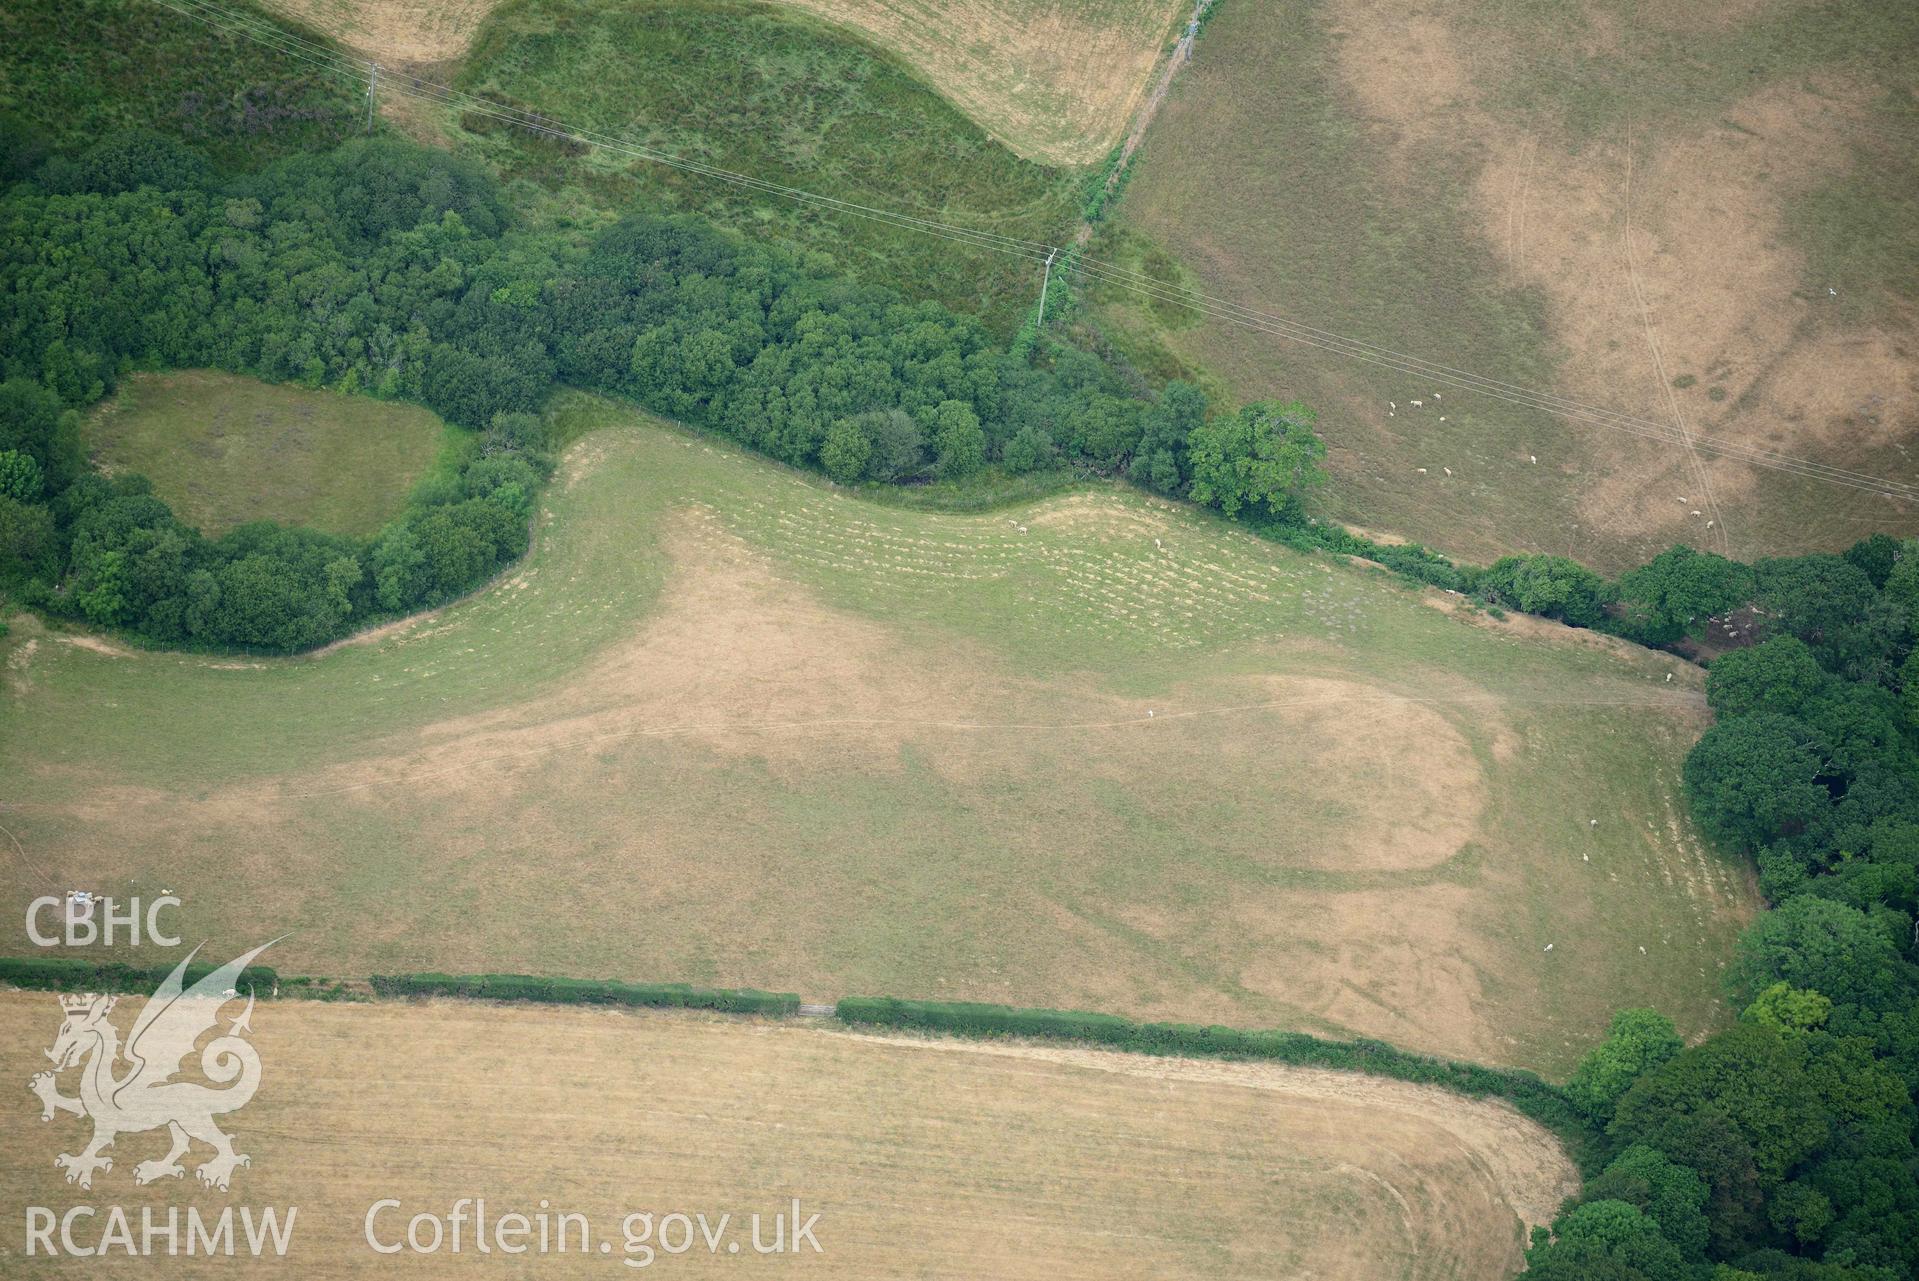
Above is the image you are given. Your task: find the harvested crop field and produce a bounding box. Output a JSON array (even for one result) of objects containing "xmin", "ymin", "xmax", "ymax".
[
  {"xmin": 1097, "ymin": 0, "xmax": 1918, "ymax": 570},
  {"xmin": 0, "ymin": 391, "xmax": 1756, "ymax": 1076},
  {"xmin": 0, "ymin": 992, "xmax": 1576, "ymax": 1277}
]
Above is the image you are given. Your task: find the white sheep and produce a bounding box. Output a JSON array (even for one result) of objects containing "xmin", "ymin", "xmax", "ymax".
[
  {"xmin": 1529, "ymin": 455, "xmax": 1537, "ymax": 463},
  {"xmin": 1443, "ymin": 467, "xmax": 1452, "ymax": 476},
  {"xmin": 1416, "ymin": 467, "xmax": 1427, "ymax": 473},
  {"xmin": 1410, "ymin": 398, "xmax": 1425, "ymax": 408},
  {"xmin": 1544, "ymin": 943, "xmax": 1554, "ymax": 952}
]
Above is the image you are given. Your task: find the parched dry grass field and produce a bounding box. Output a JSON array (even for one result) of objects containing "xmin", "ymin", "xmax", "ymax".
[
  {"xmin": 85, "ymin": 372, "xmax": 453, "ymax": 539},
  {"xmin": 258, "ymin": 0, "xmax": 1184, "ymax": 163},
  {"xmin": 767, "ymin": 0, "xmax": 1187, "ymax": 164},
  {"xmin": 1098, "ymin": 0, "xmax": 1918, "ymax": 570},
  {"xmin": 256, "ymin": 0, "xmax": 504, "ymax": 65},
  {"xmin": 0, "ymin": 993, "xmax": 1576, "ymax": 1277},
  {"xmin": 0, "ymin": 390, "xmax": 1755, "ymax": 1075}
]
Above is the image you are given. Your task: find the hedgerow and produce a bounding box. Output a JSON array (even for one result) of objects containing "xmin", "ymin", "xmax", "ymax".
[
  {"xmin": 835, "ymin": 995, "xmax": 1599, "ymax": 1171},
  {"xmin": 369, "ymin": 972, "xmax": 799, "ymax": 1015},
  {"xmin": 0, "ymin": 954, "xmax": 278, "ymax": 993}
]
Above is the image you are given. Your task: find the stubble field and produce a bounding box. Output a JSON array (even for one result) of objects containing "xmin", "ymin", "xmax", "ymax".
[{"xmin": 0, "ymin": 992, "xmax": 1578, "ymax": 1278}]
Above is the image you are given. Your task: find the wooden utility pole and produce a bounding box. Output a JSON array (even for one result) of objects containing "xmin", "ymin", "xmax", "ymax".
[{"xmin": 1037, "ymin": 248, "xmax": 1058, "ymax": 328}]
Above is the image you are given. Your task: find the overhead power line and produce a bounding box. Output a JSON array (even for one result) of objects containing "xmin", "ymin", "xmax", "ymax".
[{"xmin": 139, "ymin": 0, "xmax": 1919, "ymax": 506}]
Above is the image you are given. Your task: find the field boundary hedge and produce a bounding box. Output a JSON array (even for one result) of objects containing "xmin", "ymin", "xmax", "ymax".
[
  {"xmin": 368, "ymin": 971, "xmax": 800, "ymax": 1015},
  {"xmin": 0, "ymin": 954, "xmax": 279, "ymax": 993},
  {"xmin": 835, "ymin": 995, "xmax": 1601, "ymax": 1171},
  {"xmin": 0, "ymin": 960, "xmax": 1595, "ymax": 1165}
]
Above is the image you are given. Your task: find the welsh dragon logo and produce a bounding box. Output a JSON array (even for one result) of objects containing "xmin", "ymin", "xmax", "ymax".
[{"xmin": 28, "ymin": 941, "xmax": 276, "ymax": 1191}]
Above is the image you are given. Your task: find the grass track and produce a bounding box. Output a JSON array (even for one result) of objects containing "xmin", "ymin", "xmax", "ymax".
[{"xmin": 1, "ymin": 389, "xmax": 1755, "ymax": 1075}]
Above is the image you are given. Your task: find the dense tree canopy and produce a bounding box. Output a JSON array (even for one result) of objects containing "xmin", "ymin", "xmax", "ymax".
[
  {"xmin": 1480, "ymin": 552, "xmax": 1613, "ymax": 628},
  {"xmin": 0, "ymin": 131, "xmax": 1343, "ymax": 651},
  {"xmin": 1569, "ymin": 1009, "xmax": 1687, "ymax": 1125},
  {"xmin": 1185, "ymin": 400, "xmax": 1326, "ymax": 521},
  {"xmin": 1529, "ymin": 537, "xmax": 1918, "ymax": 1281},
  {"xmin": 1615, "ymin": 545, "xmax": 1757, "ymax": 647},
  {"xmin": 1683, "ymin": 714, "xmax": 1837, "ymax": 851}
]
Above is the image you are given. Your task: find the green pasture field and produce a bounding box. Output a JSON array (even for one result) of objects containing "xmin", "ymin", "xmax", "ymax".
[
  {"xmin": 449, "ymin": 0, "xmax": 1084, "ymax": 330},
  {"xmin": 2, "ymin": 386, "xmax": 1755, "ymax": 1076},
  {"xmin": 85, "ymin": 370, "xmax": 458, "ymax": 538}
]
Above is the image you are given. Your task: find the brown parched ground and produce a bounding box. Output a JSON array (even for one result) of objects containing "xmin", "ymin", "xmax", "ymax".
[
  {"xmin": 1108, "ymin": 0, "xmax": 1917, "ymax": 568},
  {"xmin": 1331, "ymin": 0, "xmax": 1916, "ymax": 563}
]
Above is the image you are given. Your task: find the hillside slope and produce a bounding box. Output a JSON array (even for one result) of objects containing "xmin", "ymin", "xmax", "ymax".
[
  {"xmin": 1, "ymin": 390, "xmax": 1757, "ymax": 1074},
  {"xmin": 260, "ymin": 0, "xmax": 1187, "ymax": 163},
  {"xmin": 1096, "ymin": 0, "xmax": 1918, "ymax": 569}
]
